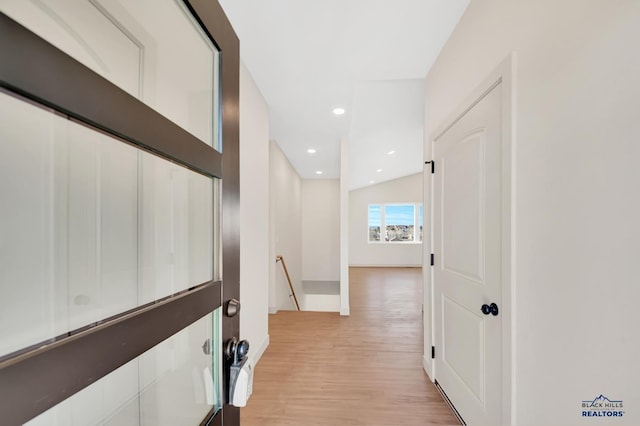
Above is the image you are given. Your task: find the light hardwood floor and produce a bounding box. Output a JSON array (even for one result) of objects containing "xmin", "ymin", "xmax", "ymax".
[{"xmin": 241, "ymin": 267, "xmax": 460, "ymax": 426}]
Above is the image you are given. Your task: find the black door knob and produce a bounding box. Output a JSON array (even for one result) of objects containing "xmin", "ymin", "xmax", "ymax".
[{"xmin": 481, "ymin": 303, "xmax": 499, "ymax": 316}]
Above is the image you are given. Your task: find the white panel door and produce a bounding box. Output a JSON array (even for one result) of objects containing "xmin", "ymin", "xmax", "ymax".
[{"xmin": 433, "ymin": 82, "xmax": 503, "ymax": 425}]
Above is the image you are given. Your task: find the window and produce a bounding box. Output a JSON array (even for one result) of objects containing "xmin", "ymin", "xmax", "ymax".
[
  {"xmin": 368, "ymin": 205, "xmax": 382, "ymax": 242},
  {"xmin": 368, "ymin": 203, "xmax": 423, "ymax": 243},
  {"xmin": 419, "ymin": 204, "xmax": 424, "ymax": 242}
]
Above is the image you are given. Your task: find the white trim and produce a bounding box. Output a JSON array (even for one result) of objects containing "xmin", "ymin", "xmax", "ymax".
[
  {"xmin": 428, "ymin": 52, "xmax": 515, "ymax": 426},
  {"xmin": 339, "ymin": 137, "xmax": 350, "ymax": 317},
  {"xmin": 423, "ymin": 158, "xmax": 435, "ymax": 383},
  {"xmin": 422, "ymin": 355, "xmax": 434, "ymax": 382},
  {"xmin": 251, "ymin": 334, "xmax": 270, "ymax": 364},
  {"xmin": 268, "ymin": 306, "xmax": 278, "ymax": 314},
  {"xmin": 506, "ymin": 52, "xmax": 517, "ymax": 426}
]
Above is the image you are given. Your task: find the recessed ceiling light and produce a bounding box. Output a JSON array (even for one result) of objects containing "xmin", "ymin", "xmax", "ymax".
[
  {"xmin": 315, "ymin": 171, "xmax": 323, "ymax": 175},
  {"xmin": 387, "ymin": 150, "xmax": 396, "ymax": 155},
  {"xmin": 376, "ymin": 168, "xmax": 383, "ymax": 173},
  {"xmin": 307, "ymin": 148, "xmax": 316, "ymax": 154},
  {"xmin": 369, "ymin": 180, "xmax": 375, "ymax": 184},
  {"xmin": 332, "ymin": 107, "xmax": 345, "ymax": 115}
]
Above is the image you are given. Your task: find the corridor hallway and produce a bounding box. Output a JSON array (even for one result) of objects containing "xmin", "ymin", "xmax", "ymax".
[{"xmin": 241, "ymin": 267, "xmax": 459, "ymax": 425}]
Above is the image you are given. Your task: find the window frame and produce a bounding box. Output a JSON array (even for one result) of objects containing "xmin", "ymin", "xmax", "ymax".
[{"xmin": 368, "ymin": 202, "xmax": 424, "ymax": 244}]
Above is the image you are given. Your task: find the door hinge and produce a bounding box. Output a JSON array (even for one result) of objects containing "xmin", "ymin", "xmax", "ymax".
[
  {"xmin": 425, "ymin": 160, "xmax": 435, "ymax": 174},
  {"xmin": 430, "ymin": 253, "xmax": 435, "ymax": 266},
  {"xmin": 432, "ymin": 346, "xmax": 435, "ymax": 359}
]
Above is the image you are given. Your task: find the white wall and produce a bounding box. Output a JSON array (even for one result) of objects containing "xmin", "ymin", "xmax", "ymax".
[
  {"xmin": 349, "ymin": 173, "xmax": 423, "ymax": 267},
  {"xmin": 269, "ymin": 141, "xmax": 303, "ymax": 312},
  {"xmin": 424, "ymin": 1, "xmax": 640, "ymax": 424},
  {"xmin": 301, "ymin": 180, "xmax": 340, "ymax": 281},
  {"xmin": 239, "ymin": 62, "xmax": 270, "ymax": 361}
]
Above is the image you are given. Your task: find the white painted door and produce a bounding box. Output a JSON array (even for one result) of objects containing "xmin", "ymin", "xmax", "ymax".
[{"xmin": 433, "ymin": 82, "xmax": 503, "ymax": 425}]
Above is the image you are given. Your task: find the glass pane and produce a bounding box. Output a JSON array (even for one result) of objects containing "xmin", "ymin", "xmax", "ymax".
[
  {"xmin": 25, "ymin": 310, "xmax": 223, "ymax": 426},
  {"xmin": 138, "ymin": 150, "xmax": 214, "ymax": 306},
  {"xmin": 384, "ymin": 204, "xmax": 415, "ymax": 242},
  {"xmin": 0, "ymin": 0, "xmax": 221, "ymax": 150},
  {"xmin": 0, "ymin": 91, "xmax": 215, "ymax": 358},
  {"xmin": 368, "ymin": 205, "xmax": 381, "ymax": 242},
  {"xmin": 107, "ymin": 0, "xmax": 220, "ymax": 149}
]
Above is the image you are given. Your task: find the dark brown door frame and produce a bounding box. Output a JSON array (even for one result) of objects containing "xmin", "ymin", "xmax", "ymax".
[
  {"xmin": 0, "ymin": 1, "xmax": 240, "ymax": 425},
  {"xmin": 186, "ymin": 1, "xmax": 242, "ymax": 424}
]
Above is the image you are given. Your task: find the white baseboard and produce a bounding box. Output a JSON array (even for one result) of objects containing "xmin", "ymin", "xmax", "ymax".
[
  {"xmin": 340, "ymin": 307, "xmax": 350, "ymax": 316},
  {"xmin": 268, "ymin": 306, "xmax": 278, "ymax": 314},
  {"xmin": 252, "ymin": 334, "xmax": 270, "ymax": 364}
]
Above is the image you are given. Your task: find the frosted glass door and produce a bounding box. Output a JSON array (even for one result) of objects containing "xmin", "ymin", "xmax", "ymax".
[
  {"xmin": 25, "ymin": 311, "xmax": 223, "ymax": 426},
  {"xmin": 0, "ymin": 1, "xmax": 230, "ymax": 423},
  {"xmin": 0, "ymin": 90, "xmax": 215, "ymax": 357}
]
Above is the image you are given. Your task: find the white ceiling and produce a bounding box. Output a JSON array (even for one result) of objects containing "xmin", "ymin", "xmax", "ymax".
[{"xmin": 218, "ymin": 0, "xmax": 470, "ymax": 189}]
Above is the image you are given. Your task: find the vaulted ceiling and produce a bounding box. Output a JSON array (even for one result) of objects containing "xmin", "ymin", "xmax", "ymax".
[{"xmin": 218, "ymin": 0, "xmax": 470, "ymax": 189}]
